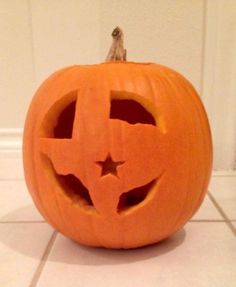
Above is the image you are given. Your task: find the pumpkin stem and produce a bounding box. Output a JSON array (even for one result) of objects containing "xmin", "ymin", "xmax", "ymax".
[{"xmin": 106, "ymin": 27, "xmax": 127, "ymax": 62}]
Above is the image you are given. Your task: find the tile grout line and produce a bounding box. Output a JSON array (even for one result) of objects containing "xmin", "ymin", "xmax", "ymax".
[
  {"xmin": 0, "ymin": 221, "xmax": 45, "ymax": 224},
  {"xmin": 29, "ymin": 230, "xmax": 57, "ymax": 287},
  {"xmin": 0, "ymin": 178, "xmax": 25, "ymax": 181},
  {"xmin": 189, "ymin": 222, "xmax": 226, "ymax": 223},
  {"xmin": 208, "ymin": 192, "xmax": 236, "ymax": 237}
]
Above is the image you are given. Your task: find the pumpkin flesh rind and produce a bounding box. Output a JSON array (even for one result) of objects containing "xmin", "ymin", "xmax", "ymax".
[{"xmin": 23, "ymin": 62, "xmax": 212, "ymax": 248}]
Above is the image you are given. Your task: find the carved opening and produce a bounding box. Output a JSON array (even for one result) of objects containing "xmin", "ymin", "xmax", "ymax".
[
  {"xmin": 95, "ymin": 154, "xmax": 125, "ymax": 177},
  {"xmin": 41, "ymin": 154, "xmax": 94, "ymax": 209},
  {"xmin": 56, "ymin": 173, "xmax": 93, "ymax": 206},
  {"xmin": 117, "ymin": 179, "xmax": 156, "ymax": 213},
  {"xmin": 40, "ymin": 91, "xmax": 78, "ymax": 138},
  {"xmin": 110, "ymin": 99, "xmax": 156, "ymax": 125},
  {"xmin": 53, "ymin": 100, "xmax": 76, "ymax": 138}
]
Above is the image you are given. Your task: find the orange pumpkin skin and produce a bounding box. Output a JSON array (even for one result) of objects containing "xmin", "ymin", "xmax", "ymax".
[{"xmin": 23, "ymin": 62, "xmax": 212, "ymax": 249}]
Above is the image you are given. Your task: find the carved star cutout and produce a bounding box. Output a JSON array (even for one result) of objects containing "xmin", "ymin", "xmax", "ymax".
[{"xmin": 96, "ymin": 154, "xmax": 125, "ymax": 177}]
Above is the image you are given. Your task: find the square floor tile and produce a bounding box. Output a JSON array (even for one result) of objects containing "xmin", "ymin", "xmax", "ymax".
[
  {"xmin": 0, "ymin": 180, "xmax": 44, "ymax": 222},
  {"xmin": 0, "ymin": 156, "xmax": 24, "ymax": 180},
  {"xmin": 36, "ymin": 222, "xmax": 236, "ymax": 287},
  {"xmin": 0, "ymin": 223, "xmax": 53, "ymax": 287},
  {"xmin": 209, "ymin": 176, "xmax": 236, "ymax": 220},
  {"xmin": 191, "ymin": 194, "xmax": 223, "ymax": 220}
]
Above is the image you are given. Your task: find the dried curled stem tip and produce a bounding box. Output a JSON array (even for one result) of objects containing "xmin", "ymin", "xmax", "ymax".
[{"xmin": 106, "ymin": 26, "xmax": 127, "ymax": 62}]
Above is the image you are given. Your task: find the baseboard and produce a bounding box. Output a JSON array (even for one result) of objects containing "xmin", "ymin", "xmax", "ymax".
[
  {"xmin": 212, "ymin": 170, "xmax": 236, "ymax": 177},
  {"xmin": 0, "ymin": 128, "xmax": 22, "ymax": 157}
]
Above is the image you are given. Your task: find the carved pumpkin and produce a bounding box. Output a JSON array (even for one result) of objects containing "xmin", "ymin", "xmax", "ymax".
[{"xmin": 23, "ymin": 28, "xmax": 212, "ymax": 249}]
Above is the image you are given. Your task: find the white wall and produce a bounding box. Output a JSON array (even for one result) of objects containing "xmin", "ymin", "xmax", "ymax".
[
  {"xmin": 0, "ymin": 0, "xmax": 235, "ymax": 170},
  {"xmin": 202, "ymin": 0, "xmax": 236, "ymax": 170}
]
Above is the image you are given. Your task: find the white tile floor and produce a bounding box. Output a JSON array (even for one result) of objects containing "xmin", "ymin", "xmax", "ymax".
[{"xmin": 0, "ymin": 156, "xmax": 236, "ymax": 287}]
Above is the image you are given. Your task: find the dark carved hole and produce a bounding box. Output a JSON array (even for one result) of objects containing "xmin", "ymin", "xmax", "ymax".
[
  {"xmin": 110, "ymin": 99, "xmax": 156, "ymax": 125},
  {"xmin": 56, "ymin": 173, "xmax": 93, "ymax": 206},
  {"xmin": 117, "ymin": 179, "xmax": 156, "ymax": 213},
  {"xmin": 54, "ymin": 100, "xmax": 76, "ymax": 138},
  {"xmin": 96, "ymin": 154, "xmax": 125, "ymax": 177}
]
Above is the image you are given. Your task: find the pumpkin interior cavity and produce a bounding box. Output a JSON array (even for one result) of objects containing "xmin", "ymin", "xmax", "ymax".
[
  {"xmin": 53, "ymin": 100, "xmax": 76, "ymax": 138},
  {"xmin": 40, "ymin": 91, "xmax": 77, "ymax": 138},
  {"xmin": 117, "ymin": 179, "xmax": 157, "ymax": 213},
  {"xmin": 110, "ymin": 99, "xmax": 156, "ymax": 125},
  {"xmin": 56, "ymin": 173, "xmax": 94, "ymax": 207},
  {"xmin": 42, "ymin": 154, "xmax": 94, "ymax": 209},
  {"xmin": 95, "ymin": 153, "xmax": 125, "ymax": 177}
]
